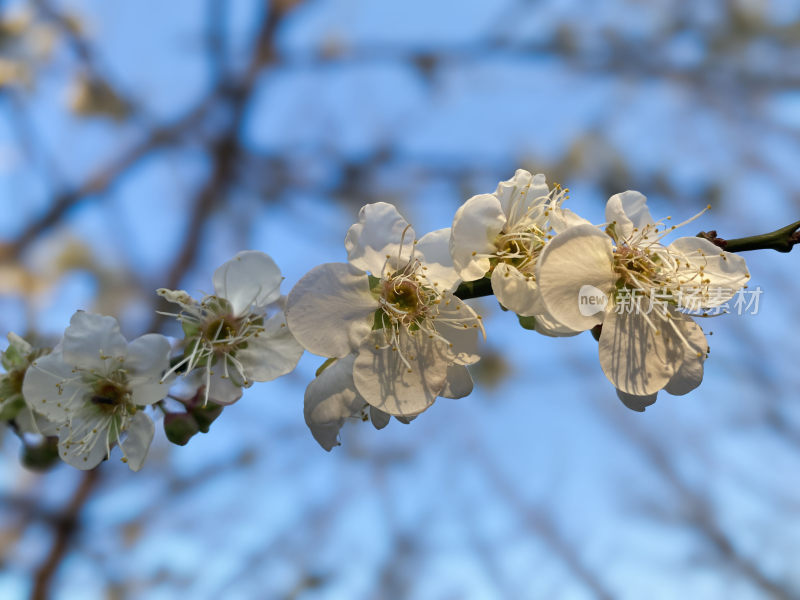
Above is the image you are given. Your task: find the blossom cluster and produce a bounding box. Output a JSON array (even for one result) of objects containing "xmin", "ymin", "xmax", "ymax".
[
  {"xmin": 6, "ymin": 252, "xmax": 302, "ymax": 470},
  {"xmin": 0, "ymin": 170, "xmax": 751, "ymax": 468}
]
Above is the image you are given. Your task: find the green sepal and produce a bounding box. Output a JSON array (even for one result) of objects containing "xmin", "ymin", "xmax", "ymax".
[
  {"xmin": 0, "ymin": 395, "xmax": 26, "ymax": 421},
  {"xmin": 517, "ymin": 315, "xmax": 537, "ymax": 330},
  {"xmin": 202, "ymin": 295, "xmax": 233, "ymax": 315},
  {"xmin": 368, "ymin": 275, "xmax": 383, "ymax": 297},
  {"xmin": 182, "ymin": 338, "xmax": 211, "ymax": 369},
  {"xmin": 1, "ymin": 346, "xmax": 23, "ymax": 371},
  {"xmin": 109, "ymin": 414, "xmax": 123, "ymax": 445},
  {"xmin": 0, "ymin": 373, "xmax": 22, "ymax": 403},
  {"xmin": 315, "ymin": 357, "xmax": 337, "ymax": 377},
  {"xmin": 372, "ymin": 309, "xmax": 390, "ymax": 330},
  {"xmin": 181, "ymin": 320, "xmax": 201, "ymax": 338}
]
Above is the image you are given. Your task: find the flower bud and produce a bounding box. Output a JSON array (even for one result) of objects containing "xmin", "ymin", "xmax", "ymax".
[
  {"xmin": 191, "ymin": 403, "xmax": 223, "ymax": 434},
  {"xmin": 21, "ymin": 437, "xmax": 60, "ymax": 471},
  {"xmin": 164, "ymin": 413, "xmax": 199, "ymax": 446}
]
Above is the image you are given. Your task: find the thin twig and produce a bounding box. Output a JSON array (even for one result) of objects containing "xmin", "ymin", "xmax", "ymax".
[{"xmin": 0, "ymin": 99, "xmax": 213, "ymax": 261}]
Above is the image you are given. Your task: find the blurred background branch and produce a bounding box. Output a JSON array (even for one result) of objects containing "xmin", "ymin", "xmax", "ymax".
[{"xmin": 0, "ymin": 0, "xmax": 799, "ymax": 598}]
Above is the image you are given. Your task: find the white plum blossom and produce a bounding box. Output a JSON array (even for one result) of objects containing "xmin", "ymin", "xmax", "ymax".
[
  {"xmin": 450, "ymin": 169, "xmax": 584, "ymax": 336},
  {"xmin": 303, "ymin": 354, "xmax": 390, "ymax": 451},
  {"xmin": 536, "ymin": 191, "xmax": 750, "ymax": 401},
  {"xmin": 614, "ymin": 311, "xmax": 709, "ymax": 411},
  {"xmin": 0, "ymin": 333, "xmax": 53, "ymax": 433},
  {"xmin": 22, "ymin": 312, "xmax": 170, "ymax": 470},
  {"xmin": 287, "ymin": 202, "xmax": 482, "ymax": 420},
  {"xmin": 303, "ymin": 351, "xmax": 471, "ymax": 450},
  {"xmin": 158, "ymin": 251, "xmax": 303, "ymax": 405}
]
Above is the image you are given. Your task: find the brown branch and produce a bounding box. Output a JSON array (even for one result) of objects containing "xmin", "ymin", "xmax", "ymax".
[
  {"xmin": 0, "ymin": 0, "xmax": 299, "ymax": 262},
  {"xmin": 457, "ymin": 220, "xmax": 800, "ymax": 303},
  {"xmin": 0, "ymin": 100, "xmax": 212, "ymax": 261},
  {"xmin": 148, "ymin": 0, "xmax": 306, "ymax": 333},
  {"xmin": 698, "ymin": 220, "xmax": 800, "ymax": 253},
  {"xmin": 32, "ymin": 0, "xmax": 104, "ymax": 74},
  {"xmin": 21, "ymin": 4, "xmax": 308, "ymax": 597},
  {"xmin": 30, "ymin": 468, "xmax": 101, "ymax": 600},
  {"xmin": 148, "ymin": 134, "xmax": 240, "ymax": 333}
]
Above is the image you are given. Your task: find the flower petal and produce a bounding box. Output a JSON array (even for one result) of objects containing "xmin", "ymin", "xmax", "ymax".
[
  {"xmin": 440, "ymin": 365, "xmax": 473, "ymax": 399},
  {"xmin": 550, "ymin": 207, "xmax": 591, "ymax": 234},
  {"xmin": 616, "ymin": 389, "xmax": 658, "ymax": 412},
  {"xmin": 434, "ymin": 294, "xmax": 481, "ymax": 366},
  {"xmin": 59, "ymin": 437, "xmax": 109, "ymax": 470},
  {"xmin": 156, "ymin": 288, "xmax": 196, "ymax": 311},
  {"xmin": 668, "ymin": 237, "xmax": 750, "ymax": 305},
  {"xmin": 124, "ymin": 334, "xmax": 172, "ymax": 406},
  {"xmin": 57, "ymin": 410, "xmax": 111, "ymax": 470},
  {"xmin": 665, "ymin": 357, "xmax": 704, "ymax": 396},
  {"xmin": 491, "ymin": 263, "xmax": 545, "ymax": 316},
  {"xmin": 536, "ymin": 224, "xmax": 615, "ymax": 331},
  {"xmin": 605, "ymin": 191, "xmax": 654, "ymax": 240},
  {"xmin": 369, "ymin": 407, "xmax": 391, "ymax": 430},
  {"xmin": 304, "ymin": 354, "xmax": 366, "ymax": 451},
  {"xmin": 664, "ymin": 316, "xmax": 707, "ymax": 396},
  {"xmin": 531, "ymin": 310, "xmax": 582, "ymax": 338},
  {"xmin": 345, "ymin": 202, "xmax": 414, "ymax": 275},
  {"xmin": 22, "ymin": 352, "xmax": 84, "ymax": 422},
  {"xmin": 213, "ymin": 251, "xmax": 283, "ymax": 317},
  {"xmin": 415, "ymin": 228, "xmax": 461, "ymax": 291},
  {"xmin": 353, "ymin": 330, "xmax": 448, "ymax": 416},
  {"xmin": 126, "ymin": 333, "xmax": 171, "ymax": 380},
  {"xmin": 183, "ymin": 367, "xmax": 242, "ymax": 406},
  {"xmin": 119, "ymin": 411, "xmax": 154, "ymax": 471},
  {"xmin": 497, "ymin": 170, "xmax": 551, "ymax": 229},
  {"xmin": 235, "ymin": 310, "xmax": 304, "ymax": 382},
  {"xmin": 14, "ymin": 405, "xmax": 54, "ymax": 435},
  {"xmin": 205, "ymin": 369, "xmax": 244, "ymax": 405},
  {"xmin": 598, "ymin": 310, "xmax": 683, "ymax": 396},
  {"xmin": 450, "ymin": 193, "xmax": 506, "ymax": 281},
  {"xmin": 286, "ymin": 262, "xmax": 376, "ymax": 358},
  {"xmin": 131, "ymin": 381, "xmax": 168, "ymax": 406},
  {"xmin": 62, "ymin": 312, "xmax": 128, "ymax": 372}
]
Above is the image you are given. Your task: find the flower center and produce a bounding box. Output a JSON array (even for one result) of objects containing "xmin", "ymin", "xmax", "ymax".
[
  {"xmin": 379, "ymin": 264, "xmax": 436, "ymax": 328},
  {"xmin": 369, "ymin": 256, "xmax": 484, "ymax": 374},
  {"xmin": 493, "ymin": 224, "xmax": 546, "ymax": 273},
  {"xmin": 203, "ymin": 316, "xmax": 241, "ymax": 352},
  {"xmin": 383, "ymin": 279, "xmax": 424, "ymax": 320},
  {"xmin": 160, "ymin": 295, "xmax": 267, "ymax": 401},
  {"xmin": 613, "ymin": 246, "xmax": 660, "ymax": 287},
  {"xmin": 86, "ymin": 375, "xmax": 131, "ymax": 415}
]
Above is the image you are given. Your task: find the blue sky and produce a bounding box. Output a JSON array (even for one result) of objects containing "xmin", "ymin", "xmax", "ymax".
[{"xmin": 1, "ymin": 0, "xmax": 800, "ymax": 598}]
